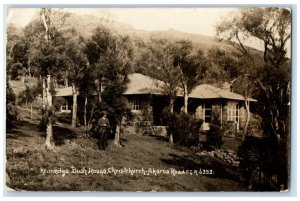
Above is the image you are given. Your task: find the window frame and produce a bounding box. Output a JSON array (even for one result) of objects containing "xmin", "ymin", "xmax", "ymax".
[
  {"xmin": 129, "ymin": 96, "xmax": 141, "ymax": 111},
  {"xmin": 227, "ymin": 100, "xmax": 240, "ymax": 129},
  {"xmin": 203, "ymin": 102, "xmax": 212, "ymax": 123}
]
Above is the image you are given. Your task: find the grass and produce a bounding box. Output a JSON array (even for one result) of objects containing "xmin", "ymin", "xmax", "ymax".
[{"xmin": 6, "ymin": 118, "xmax": 248, "ymax": 192}]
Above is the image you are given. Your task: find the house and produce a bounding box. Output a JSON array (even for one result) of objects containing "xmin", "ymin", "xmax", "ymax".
[
  {"xmin": 55, "ymin": 73, "xmax": 256, "ymax": 137},
  {"xmin": 55, "ymin": 87, "xmax": 73, "ymax": 113}
]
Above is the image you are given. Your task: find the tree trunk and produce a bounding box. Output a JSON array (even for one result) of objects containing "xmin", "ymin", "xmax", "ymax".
[
  {"xmin": 169, "ymin": 98, "xmax": 174, "ymax": 144},
  {"xmin": 170, "ymin": 98, "xmax": 174, "ymax": 113},
  {"xmin": 45, "ymin": 115, "xmax": 54, "ymax": 150},
  {"xmin": 28, "ymin": 58, "xmax": 31, "ymax": 77},
  {"xmin": 169, "ymin": 133, "xmax": 174, "ymax": 144},
  {"xmin": 71, "ymin": 84, "xmax": 78, "ymax": 128},
  {"xmin": 86, "ymin": 107, "xmax": 95, "ymax": 136},
  {"xmin": 45, "ymin": 74, "xmax": 54, "ymax": 150},
  {"xmin": 64, "ymin": 78, "xmax": 68, "ymax": 87},
  {"xmin": 84, "ymin": 97, "xmax": 87, "ymax": 130},
  {"xmin": 242, "ymin": 100, "xmax": 250, "ymax": 141},
  {"xmin": 30, "ymin": 103, "xmax": 33, "ymax": 120},
  {"xmin": 183, "ymin": 83, "xmax": 188, "ymax": 113},
  {"xmin": 98, "ymin": 80, "xmax": 103, "ymax": 103},
  {"xmin": 42, "ymin": 78, "xmax": 46, "ymax": 109},
  {"xmin": 46, "ymin": 75, "xmax": 52, "ymax": 107},
  {"xmin": 114, "ymin": 124, "xmax": 122, "ymax": 147},
  {"xmin": 40, "ymin": 9, "xmax": 54, "ymax": 150}
]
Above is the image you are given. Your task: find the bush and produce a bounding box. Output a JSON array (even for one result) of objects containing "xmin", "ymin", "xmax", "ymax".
[
  {"xmin": 205, "ymin": 124, "xmax": 223, "ymax": 150},
  {"xmin": 7, "ymin": 103, "xmax": 20, "ymax": 128},
  {"xmin": 237, "ymin": 136, "xmax": 281, "ymax": 190},
  {"xmin": 162, "ymin": 111, "xmax": 203, "ymax": 147},
  {"xmin": 53, "ymin": 96, "xmax": 65, "ymax": 112},
  {"xmin": 6, "ymin": 80, "xmax": 20, "ymax": 128}
]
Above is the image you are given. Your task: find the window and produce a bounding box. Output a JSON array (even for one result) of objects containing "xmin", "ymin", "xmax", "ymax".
[
  {"xmin": 227, "ymin": 101, "xmax": 239, "ymax": 122},
  {"xmin": 61, "ymin": 98, "xmax": 71, "ymax": 112},
  {"xmin": 203, "ymin": 102, "xmax": 212, "ymax": 123},
  {"xmin": 129, "ymin": 97, "xmax": 141, "ymax": 111}
]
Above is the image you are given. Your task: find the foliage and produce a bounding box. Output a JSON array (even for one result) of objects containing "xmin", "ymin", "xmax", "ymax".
[
  {"xmin": 237, "ymin": 136, "xmax": 282, "ymax": 190},
  {"xmin": 59, "ymin": 29, "xmax": 88, "ymax": 87},
  {"xmin": 203, "ymin": 49, "xmax": 241, "ymax": 85},
  {"xmin": 52, "ymin": 96, "xmax": 65, "ymax": 112},
  {"xmin": 10, "ymin": 63, "xmax": 26, "ymax": 80},
  {"xmin": 6, "ymin": 24, "xmax": 24, "ymax": 79},
  {"xmin": 84, "ymin": 26, "xmax": 133, "ymax": 130},
  {"xmin": 162, "ymin": 110, "xmax": 203, "ymax": 147},
  {"xmin": 136, "ymin": 37, "xmax": 209, "ymax": 113},
  {"xmin": 17, "ymin": 83, "xmax": 42, "ymax": 107},
  {"xmin": 217, "ymin": 8, "xmax": 291, "ymax": 190},
  {"xmin": 205, "ymin": 124, "xmax": 223, "ymax": 151},
  {"xmin": 172, "ymin": 40, "xmax": 209, "ymax": 92},
  {"xmin": 136, "ymin": 37, "xmax": 181, "ymax": 107},
  {"xmin": 6, "ymin": 80, "xmax": 20, "ymax": 128}
]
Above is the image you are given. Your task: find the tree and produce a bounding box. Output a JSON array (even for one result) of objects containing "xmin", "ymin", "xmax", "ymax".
[
  {"xmin": 18, "ymin": 84, "xmax": 42, "ymax": 119},
  {"xmin": 172, "ymin": 40, "xmax": 208, "ymax": 113},
  {"xmin": 84, "ymin": 26, "xmax": 113, "ymax": 103},
  {"xmin": 85, "ymin": 27, "xmax": 133, "ymax": 147},
  {"xmin": 24, "ymin": 8, "xmax": 69, "ymax": 150},
  {"xmin": 6, "ymin": 79, "xmax": 19, "ymax": 128},
  {"xmin": 60, "ymin": 30, "xmax": 88, "ymax": 128},
  {"xmin": 232, "ymin": 74, "xmax": 257, "ymax": 141},
  {"xmin": 137, "ymin": 37, "xmax": 181, "ymax": 113},
  {"xmin": 6, "ymin": 24, "xmax": 28, "ymax": 81},
  {"xmin": 204, "ymin": 48, "xmax": 241, "ymax": 85},
  {"xmin": 217, "ymin": 8, "xmax": 291, "ymax": 189},
  {"xmin": 78, "ymin": 67, "xmax": 97, "ymax": 137}
]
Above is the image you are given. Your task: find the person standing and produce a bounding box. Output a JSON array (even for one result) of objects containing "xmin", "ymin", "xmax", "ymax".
[{"xmin": 97, "ymin": 112, "xmax": 110, "ymax": 150}]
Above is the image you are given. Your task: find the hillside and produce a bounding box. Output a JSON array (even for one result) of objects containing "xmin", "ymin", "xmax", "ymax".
[
  {"xmin": 21, "ymin": 11, "xmax": 264, "ymax": 61},
  {"xmin": 59, "ymin": 12, "xmax": 263, "ymax": 57},
  {"xmin": 6, "ymin": 119, "xmax": 247, "ymax": 191}
]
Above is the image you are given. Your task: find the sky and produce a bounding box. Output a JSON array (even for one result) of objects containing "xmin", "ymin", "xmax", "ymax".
[
  {"xmin": 7, "ymin": 7, "xmax": 237, "ymax": 37},
  {"xmin": 6, "ymin": 7, "xmax": 291, "ymax": 56}
]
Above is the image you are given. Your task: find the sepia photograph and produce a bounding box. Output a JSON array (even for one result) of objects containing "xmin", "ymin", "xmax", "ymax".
[{"xmin": 5, "ymin": 6, "xmax": 292, "ymax": 192}]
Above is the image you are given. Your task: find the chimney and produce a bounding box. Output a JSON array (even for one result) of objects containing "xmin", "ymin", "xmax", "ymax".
[{"xmin": 221, "ymin": 82, "xmax": 232, "ymax": 92}]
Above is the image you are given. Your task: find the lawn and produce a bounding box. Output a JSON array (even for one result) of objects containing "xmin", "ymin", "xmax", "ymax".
[{"xmin": 6, "ymin": 120, "xmax": 248, "ymax": 192}]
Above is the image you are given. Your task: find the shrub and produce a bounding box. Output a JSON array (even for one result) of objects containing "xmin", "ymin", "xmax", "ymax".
[
  {"xmin": 162, "ymin": 111, "xmax": 203, "ymax": 147},
  {"xmin": 205, "ymin": 124, "xmax": 223, "ymax": 150},
  {"xmin": 52, "ymin": 96, "xmax": 65, "ymax": 112},
  {"xmin": 237, "ymin": 136, "xmax": 281, "ymax": 190},
  {"xmin": 6, "ymin": 80, "xmax": 20, "ymax": 128},
  {"xmin": 7, "ymin": 103, "xmax": 20, "ymax": 128}
]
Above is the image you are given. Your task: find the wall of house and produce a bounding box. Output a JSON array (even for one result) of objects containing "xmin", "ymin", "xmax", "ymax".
[
  {"xmin": 126, "ymin": 95, "xmax": 259, "ymax": 138},
  {"xmin": 126, "ymin": 95, "xmax": 155, "ymax": 135},
  {"xmin": 222, "ymin": 100, "xmax": 241, "ymax": 137},
  {"xmin": 56, "ymin": 96, "xmax": 72, "ymax": 113},
  {"xmin": 127, "ymin": 95, "xmax": 183, "ymax": 136},
  {"xmin": 195, "ymin": 105, "xmax": 203, "ymax": 119},
  {"xmin": 221, "ymin": 100, "xmax": 261, "ymax": 138},
  {"xmin": 192, "ymin": 99, "xmax": 248, "ymax": 138}
]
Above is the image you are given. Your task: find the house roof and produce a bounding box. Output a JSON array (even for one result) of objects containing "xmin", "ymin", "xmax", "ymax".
[
  {"xmin": 124, "ymin": 73, "xmax": 165, "ymax": 95},
  {"xmin": 189, "ymin": 84, "xmax": 256, "ymax": 101},
  {"xmin": 55, "ymin": 73, "xmax": 256, "ymax": 101},
  {"xmin": 55, "ymin": 87, "xmax": 73, "ymax": 96},
  {"xmin": 54, "ymin": 73, "xmax": 166, "ymax": 96}
]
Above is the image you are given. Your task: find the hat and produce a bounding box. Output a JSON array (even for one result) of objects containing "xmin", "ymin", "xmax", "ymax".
[{"xmin": 100, "ymin": 111, "xmax": 108, "ymax": 117}]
